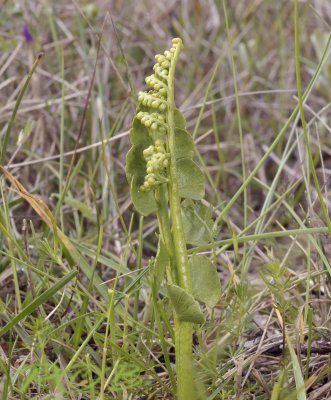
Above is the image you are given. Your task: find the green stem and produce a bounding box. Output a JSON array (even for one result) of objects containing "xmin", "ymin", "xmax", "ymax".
[
  {"xmin": 155, "ymin": 186, "xmax": 177, "ymax": 285},
  {"xmin": 166, "ymin": 40, "xmax": 194, "ymax": 400},
  {"xmin": 156, "ymin": 186, "xmax": 194, "ymax": 398},
  {"xmin": 174, "ymin": 320, "xmax": 194, "ymax": 399},
  {"xmin": 167, "ymin": 41, "xmax": 191, "ymax": 293}
]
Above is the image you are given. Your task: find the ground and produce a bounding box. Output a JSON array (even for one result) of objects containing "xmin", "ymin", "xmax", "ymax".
[{"xmin": 0, "ymin": 1, "xmax": 331, "ymax": 399}]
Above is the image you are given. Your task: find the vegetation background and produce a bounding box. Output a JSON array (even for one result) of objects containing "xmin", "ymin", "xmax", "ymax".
[{"xmin": 0, "ymin": 0, "xmax": 331, "ymax": 399}]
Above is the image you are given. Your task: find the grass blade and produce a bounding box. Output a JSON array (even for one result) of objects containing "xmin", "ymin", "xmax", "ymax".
[
  {"xmin": 0, "ymin": 53, "xmax": 43, "ymax": 164},
  {"xmin": 0, "ymin": 269, "xmax": 77, "ymax": 337},
  {"xmin": 286, "ymin": 332, "xmax": 307, "ymax": 400}
]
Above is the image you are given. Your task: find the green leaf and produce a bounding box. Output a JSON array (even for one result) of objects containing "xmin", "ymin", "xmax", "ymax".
[
  {"xmin": 125, "ymin": 145, "xmax": 147, "ymax": 182},
  {"xmin": 181, "ymin": 199, "xmax": 215, "ymax": 245},
  {"xmin": 0, "ymin": 270, "xmax": 77, "ymax": 337},
  {"xmin": 167, "ymin": 284, "xmax": 205, "ymax": 324},
  {"xmin": 177, "ymin": 158, "xmax": 205, "ymax": 200},
  {"xmin": 175, "ymin": 128, "xmax": 195, "ymax": 160},
  {"xmin": 130, "ymin": 175, "xmax": 157, "ymax": 216},
  {"xmin": 174, "ymin": 108, "xmax": 186, "ymax": 129},
  {"xmin": 189, "ymin": 255, "xmax": 221, "ymax": 308},
  {"xmin": 126, "ymin": 141, "xmax": 158, "ymax": 216},
  {"xmin": 130, "ymin": 117, "xmax": 152, "ymax": 146}
]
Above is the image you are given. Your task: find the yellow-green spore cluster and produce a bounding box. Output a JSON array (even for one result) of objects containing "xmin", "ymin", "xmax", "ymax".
[
  {"xmin": 136, "ymin": 111, "xmax": 166, "ymax": 134},
  {"xmin": 135, "ymin": 39, "xmax": 184, "ymax": 193},
  {"xmin": 136, "ymin": 38, "xmax": 183, "ymax": 137},
  {"xmin": 141, "ymin": 140, "xmax": 169, "ymax": 192}
]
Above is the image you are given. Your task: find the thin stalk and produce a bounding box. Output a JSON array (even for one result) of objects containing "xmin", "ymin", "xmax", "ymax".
[
  {"xmin": 151, "ymin": 276, "xmax": 177, "ymax": 392},
  {"xmin": 222, "ymin": 0, "xmax": 247, "ymax": 267},
  {"xmin": 166, "ymin": 40, "xmax": 194, "ymax": 400},
  {"xmin": 167, "ymin": 43, "xmax": 191, "ymax": 293},
  {"xmin": 214, "ymin": 32, "xmax": 331, "ymax": 226},
  {"xmin": 305, "ymin": 307, "xmax": 313, "ymax": 380},
  {"xmin": 100, "ymin": 285, "xmax": 117, "ymax": 400},
  {"xmin": 59, "ymin": 50, "xmax": 65, "ymax": 230},
  {"xmin": 294, "ymin": 0, "xmax": 331, "ymax": 234},
  {"xmin": 189, "ymin": 226, "xmax": 329, "ymax": 254},
  {"xmin": 122, "ymin": 294, "xmax": 130, "ymax": 351},
  {"xmin": 0, "ymin": 189, "xmax": 21, "ymax": 309},
  {"xmin": 155, "ymin": 185, "xmax": 177, "ymax": 284},
  {"xmin": 133, "ymin": 216, "xmax": 144, "ymax": 320},
  {"xmin": 61, "ymin": 318, "xmax": 103, "ymax": 378},
  {"xmin": 72, "ymin": 220, "xmax": 103, "ymax": 348},
  {"xmin": 85, "ymin": 354, "xmax": 95, "ymax": 400},
  {"xmin": 0, "ymin": 52, "xmax": 43, "ymax": 164}
]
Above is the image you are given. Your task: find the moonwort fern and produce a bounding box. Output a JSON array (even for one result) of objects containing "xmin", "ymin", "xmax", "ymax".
[{"xmin": 126, "ymin": 38, "xmax": 220, "ymax": 399}]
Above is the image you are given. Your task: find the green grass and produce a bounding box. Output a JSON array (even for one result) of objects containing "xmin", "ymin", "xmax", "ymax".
[{"xmin": 1, "ymin": 1, "xmax": 331, "ymax": 399}]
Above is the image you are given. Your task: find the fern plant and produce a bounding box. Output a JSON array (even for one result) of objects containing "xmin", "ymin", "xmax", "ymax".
[{"xmin": 126, "ymin": 38, "xmax": 220, "ymax": 399}]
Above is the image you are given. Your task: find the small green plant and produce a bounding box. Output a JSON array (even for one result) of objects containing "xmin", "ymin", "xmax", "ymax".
[{"xmin": 126, "ymin": 38, "xmax": 221, "ymax": 399}]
